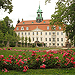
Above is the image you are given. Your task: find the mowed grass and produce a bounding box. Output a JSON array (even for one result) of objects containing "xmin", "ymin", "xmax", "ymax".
[
  {"xmin": 0, "ymin": 47, "xmax": 75, "ymax": 75},
  {"xmin": 0, "ymin": 68, "xmax": 75, "ymax": 75}
]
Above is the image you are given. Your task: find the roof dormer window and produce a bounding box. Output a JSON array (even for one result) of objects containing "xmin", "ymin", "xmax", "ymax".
[
  {"xmin": 32, "ymin": 22, "xmax": 34, "ymax": 24},
  {"xmin": 59, "ymin": 26, "xmax": 61, "ymax": 29},
  {"xmin": 17, "ymin": 27, "xmax": 19, "ymax": 30},
  {"xmin": 26, "ymin": 27, "xmax": 29, "ymax": 30},
  {"xmin": 23, "ymin": 22, "xmax": 25, "ymax": 24},
  {"xmin": 44, "ymin": 21, "xmax": 45, "ymax": 23},
  {"xmin": 47, "ymin": 26, "xmax": 49, "ymax": 30},
  {"xmin": 21, "ymin": 26, "xmax": 24, "ymax": 30}
]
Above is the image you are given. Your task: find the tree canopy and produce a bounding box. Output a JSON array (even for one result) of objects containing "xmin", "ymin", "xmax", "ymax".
[
  {"xmin": 46, "ymin": 0, "xmax": 75, "ymax": 45},
  {"xmin": 0, "ymin": 0, "xmax": 13, "ymax": 14}
]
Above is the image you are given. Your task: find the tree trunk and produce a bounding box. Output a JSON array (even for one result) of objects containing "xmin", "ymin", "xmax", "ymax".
[
  {"xmin": 24, "ymin": 43, "xmax": 25, "ymax": 47},
  {"xmin": 15, "ymin": 42, "xmax": 18, "ymax": 47},
  {"xmin": 27, "ymin": 43, "xmax": 28, "ymax": 47},
  {"xmin": 2, "ymin": 41, "xmax": 4, "ymax": 44},
  {"xmin": 6, "ymin": 41, "xmax": 9, "ymax": 47}
]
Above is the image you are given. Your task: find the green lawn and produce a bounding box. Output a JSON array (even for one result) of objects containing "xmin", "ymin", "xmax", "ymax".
[
  {"xmin": 0, "ymin": 68, "xmax": 75, "ymax": 75},
  {"xmin": 0, "ymin": 47, "xmax": 75, "ymax": 75}
]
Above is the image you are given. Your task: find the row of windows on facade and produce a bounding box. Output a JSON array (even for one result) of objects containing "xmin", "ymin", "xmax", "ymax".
[
  {"xmin": 18, "ymin": 32, "xmax": 63, "ymax": 35},
  {"xmin": 32, "ymin": 38, "xmax": 63, "ymax": 42},
  {"xmin": 17, "ymin": 26, "xmax": 61, "ymax": 30},
  {"xmin": 46, "ymin": 43, "xmax": 63, "ymax": 46}
]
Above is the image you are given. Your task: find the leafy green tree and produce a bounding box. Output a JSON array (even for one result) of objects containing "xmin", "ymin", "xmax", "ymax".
[
  {"xmin": 48, "ymin": 0, "xmax": 75, "ymax": 46},
  {"xmin": 0, "ymin": 20, "xmax": 7, "ymax": 35},
  {"xmin": 0, "ymin": 30, "xmax": 4, "ymax": 43},
  {"xmin": 29, "ymin": 37, "xmax": 31, "ymax": 47},
  {"xmin": 5, "ymin": 32, "xmax": 12, "ymax": 47},
  {"xmin": 25, "ymin": 37, "xmax": 28, "ymax": 47},
  {"xmin": 15, "ymin": 35, "xmax": 20, "ymax": 47},
  {"xmin": 21, "ymin": 36, "xmax": 24, "ymax": 47},
  {"xmin": 3, "ymin": 16, "xmax": 13, "ymax": 28},
  {"xmin": 0, "ymin": 0, "xmax": 13, "ymax": 14}
]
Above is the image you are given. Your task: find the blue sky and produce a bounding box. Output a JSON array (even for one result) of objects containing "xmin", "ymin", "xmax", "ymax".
[{"xmin": 0, "ymin": 0, "xmax": 58, "ymax": 27}]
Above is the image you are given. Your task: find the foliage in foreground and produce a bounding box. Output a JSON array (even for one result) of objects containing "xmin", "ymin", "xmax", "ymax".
[{"xmin": 0, "ymin": 48, "xmax": 75, "ymax": 73}]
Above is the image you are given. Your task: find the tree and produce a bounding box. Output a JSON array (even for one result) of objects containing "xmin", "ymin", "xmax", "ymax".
[
  {"xmin": 48, "ymin": 0, "xmax": 75, "ymax": 46},
  {"xmin": 21, "ymin": 36, "xmax": 24, "ymax": 47},
  {"xmin": 15, "ymin": 35, "xmax": 20, "ymax": 47},
  {"xmin": 25, "ymin": 37, "xmax": 28, "ymax": 47},
  {"xmin": 3, "ymin": 16, "xmax": 13, "ymax": 28},
  {"xmin": 29, "ymin": 37, "xmax": 31, "ymax": 47},
  {"xmin": 0, "ymin": 20, "xmax": 7, "ymax": 35},
  {"xmin": 5, "ymin": 32, "xmax": 12, "ymax": 47},
  {"xmin": 0, "ymin": 30, "xmax": 4, "ymax": 43},
  {"xmin": 0, "ymin": 0, "xmax": 13, "ymax": 14}
]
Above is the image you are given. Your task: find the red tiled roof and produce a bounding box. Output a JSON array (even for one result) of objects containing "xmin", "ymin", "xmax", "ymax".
[{"xmin": 14, "ymin": 20, "xmax": 64, "ymax": 31}]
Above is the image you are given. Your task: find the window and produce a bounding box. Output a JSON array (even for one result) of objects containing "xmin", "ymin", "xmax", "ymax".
[
  {"xmin": 49, "ymin": 32, "xmax": 51, "ymax": 35},
  {"xmin": 33, "ymin": 32, "xmax": 34, "ymax": 35},
  {"xmin": 22, "ymin": 32, "xmax": 23, "ymax": 35},
  {"xmin": 41, "ymin": 32, "xmax": 42, "ymax": 35},
  {"xmin": 36, "ymin": 37, "xmax": 38, "ymax": 41},
  {"xmin": 44, "ymin": 21, "xmax": 45, "ymax": 23},
  {"xmin": 38, "ymin": 14, "xmax": 40, "ymax": 17},
  {"xmin": 25, "ymin": 32, "xmax": 26, "ymax": 35},
  {"xmin": 37, "ymin": 32, "xmax": 38, "ymax": 35},
  {"xmin": 32, "ymin": 22, "xmax": 34, "ymax": 24},
  {"xmin": 57, "ymin": 43, "xmax": 59, "ymax": 46},
  {"xmin": 53, "ymin": 43, "xmax": 55, "ymax": 45},
  {"xmin": 57, "ymin": 32, "xmax": 59, "ymax": 35},
  {"xmin": 45, "ymin": 32, "xmax": 47, "ymax": 35},
  {"xmin": 53, "ymin": 32, "xmax": 55, "ymax": 35},
  {"xmin": 57, "ymin": 38, "xmax": 59, "ymax": 41},
  {"xmin": 49, "ymin": 38, "xmax": 51, "ymax": 41},
  {"xmin": 33, "ymin": 38, "xmax": 34, "ymax": 41},
  {"xmin": 61, "ymin": 43, "xmax": 63, "ymax": 46},
  {"xmin": 28, "ymin": 32, "xmax": 30, "ymax": 35},
  {"xmin": 21, "ymin": 26, "xmax": 24, "ymax": 30},
  {"xmin": 59, "ymin": 26, "xmax": 61, "ymax": 29},
  {"xmin": 26, "ymin": 27, "xmax": 29, "ymax": 30},
  {"xmin": 23, "ymin": 22, "xmax": 25, "ymax": 24},
  {"xmin": 45, "ymin": 38, "xmax": 47, "ymax": 41},
  {"xmin": 18, "ymin": 33, "xmax": 20, "ymax": 35},
  {"xmin": 61, "ymin": 32, "xmax": 63, "ymax": 35},
  {"xmin": 47, "ymin": 26, "xmax": 49, "ymax": 30},
  {"xmin": 41, "ymin": 37, "xmax": 42, "ymax": 41},
  {"xmin": 53, "ymin": 38, "xmax": 55, "ymax": 42},
  {"xmin": 61, "ymin": 38, "xmax": 63, "ymax": 41},
  {"xmin": 17, "ymin": 27, "xmax": 19, "ymax": 30},
  {"xmin": 49, "ymin": 43, "xmax": 51, "ymax": 45}
]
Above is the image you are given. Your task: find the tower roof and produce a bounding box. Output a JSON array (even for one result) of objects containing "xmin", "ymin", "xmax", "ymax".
[{"xmin": 37, "ymin": 4, "xmax": 42, "ymax": 13}]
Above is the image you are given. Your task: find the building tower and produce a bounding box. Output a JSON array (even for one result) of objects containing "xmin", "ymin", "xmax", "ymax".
[{"xmin": 36, "ymin": 3, "xmax": 43, "ymax": 23}]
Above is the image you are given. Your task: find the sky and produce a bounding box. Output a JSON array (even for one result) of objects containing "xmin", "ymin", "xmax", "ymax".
[{"xmin": 0, "ymin": 0, "xmax": 58, "ymax": 27}]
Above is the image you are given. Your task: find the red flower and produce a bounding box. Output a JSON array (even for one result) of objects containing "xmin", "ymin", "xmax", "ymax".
[
  {"xmin": 4, "ymin": 68, "xmax": 9, "ymax": 72},
  {"xmin": 36, "ymin": 58, "xmax": 39, "ymax": 62},
  {"xmin": 23, "ymin": 66, "xmax": 26, "ymax": 69},
  {"xmin": 71, "ymin": 57, "xmax": 74, "ymax": 61},
  {"xmin": 73, "ymin": 62, "xmax": 75, "ymax": 64},
  {"xmin": 23, "ymin": 69, "xmax": 27, "ymax": 72},
  {"xmin": 3, "ymin": 59, "xmax": 5, "ymax": 61},
  {"xmin": 0, "ymin": 55, "xmax": 4, "ymax": 58},
  {"xmin": 40, "ymin": 64, "xmax": 46, "ymax": 68},
  {"xmin": 55, "ymin": 56, "xmax": 59, "ymax": 59}
]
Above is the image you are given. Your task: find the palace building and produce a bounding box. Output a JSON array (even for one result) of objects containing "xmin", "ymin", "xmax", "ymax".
[{"xmin": 14, "ymin": 4, "xmax": 67, "ymax": 47}]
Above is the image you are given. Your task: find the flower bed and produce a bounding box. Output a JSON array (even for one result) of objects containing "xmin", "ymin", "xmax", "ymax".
[{"xmin": 0, "ymin": 48, "xmax": 75, "ymax": 73}]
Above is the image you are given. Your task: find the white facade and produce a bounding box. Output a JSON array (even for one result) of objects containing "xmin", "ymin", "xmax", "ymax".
[{"xmin": 16, "ymin": 27, "xmax": 67, "ymax": 47}]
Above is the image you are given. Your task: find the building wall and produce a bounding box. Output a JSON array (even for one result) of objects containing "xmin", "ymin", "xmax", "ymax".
[{"xmin": 16, "ymin": 30, "xmax": 67, "ymax": 47}]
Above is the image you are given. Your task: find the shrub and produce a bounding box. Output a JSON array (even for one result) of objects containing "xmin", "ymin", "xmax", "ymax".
[{"xmin": 0, "ymin": 44, "xmax": 5, "ymax": 47}]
